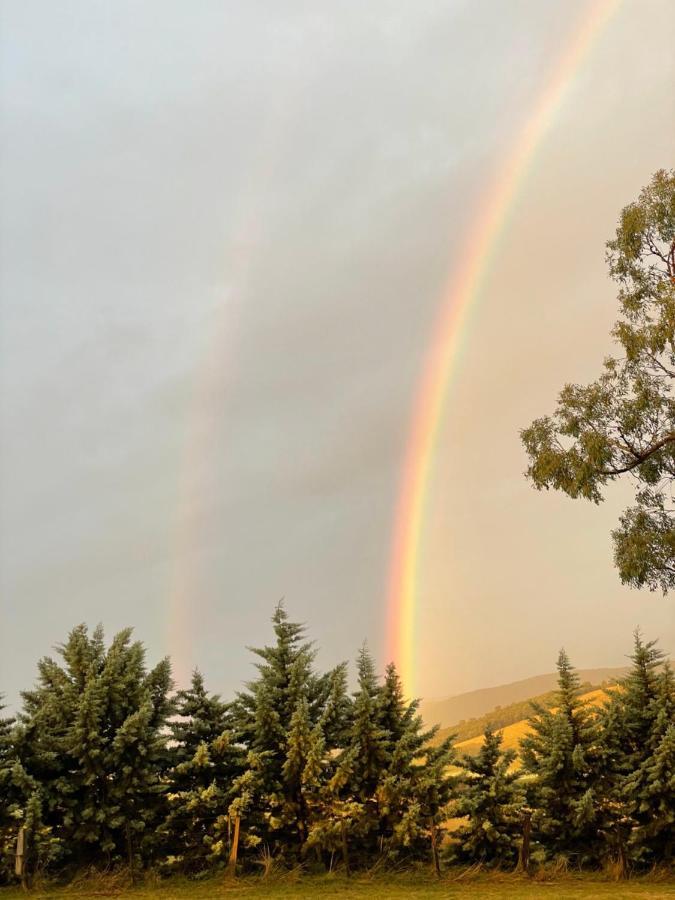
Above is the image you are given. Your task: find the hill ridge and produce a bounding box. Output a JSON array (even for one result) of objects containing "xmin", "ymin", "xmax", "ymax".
[{"xmin": 420, "ymin": 666, "xmax": 629, "ymax": 729}]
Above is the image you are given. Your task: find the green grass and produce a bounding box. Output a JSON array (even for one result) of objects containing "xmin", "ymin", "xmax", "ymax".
[{"xmin": 2, "ymin": 872, "xmax": 675, "ymax": 899}]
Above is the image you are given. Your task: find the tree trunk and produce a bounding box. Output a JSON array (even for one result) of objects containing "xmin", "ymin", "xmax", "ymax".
[
  {"xmin": 429, "ymin": 819, "xmax": 441, "ymax": 878},
  {"xmin": 297, "ymin": 790, "xmax": 309, "ymax": 850},
  {"xmin": 517, "ymin": 811, "xmax": 532, "ymax": 875},
  {"xmin": 126, "ymin": 823, "xmax": 135, "ymax": 885},
  {"xmin": 341, "ymin": 820, "xmax": 350, "ymax": 876},
  {"xmin": 616, "ymin": 825, "xmax": 628, "ymax": 880}
]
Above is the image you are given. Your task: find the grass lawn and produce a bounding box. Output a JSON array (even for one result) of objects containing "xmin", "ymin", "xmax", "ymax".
[{"xmin": 2, "ymin": 872, "xmax": 675, "ymax": 899}]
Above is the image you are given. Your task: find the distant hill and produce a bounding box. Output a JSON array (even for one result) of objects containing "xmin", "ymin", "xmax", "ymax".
[
  {"xmin": 446, "ymin": 687, "xmax": 613, "ymax": 759},
  {"xmin": 430, "ymin": 684, "xmax": 583, "ymax": 746},
  {"xmin": 420, "ymin": 666, "xmax": 628, "ymax": 729}
]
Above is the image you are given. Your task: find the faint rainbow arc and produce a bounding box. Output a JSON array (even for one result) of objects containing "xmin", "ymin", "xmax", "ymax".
[
  {"xmin": 387, "ymin": 0, "xmax": 620, "ymax": 697},
  {"xmin": 166, "ymin": 90, "xmax": 301, "ymax": 687}
]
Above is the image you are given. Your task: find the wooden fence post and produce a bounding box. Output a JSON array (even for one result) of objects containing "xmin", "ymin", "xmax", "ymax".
[
  {"xmin": 15, "ymin": 827, "xmax": 27, "ymax": 891},
  {"xmin": 227, "ymin": 814, "xmax": 241, "ymax": 876}
]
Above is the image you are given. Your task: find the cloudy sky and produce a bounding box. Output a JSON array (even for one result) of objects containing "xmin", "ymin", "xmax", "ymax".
[{"xmin": 1, "ymin": 0, "xmax": 673, "ymax": 708}]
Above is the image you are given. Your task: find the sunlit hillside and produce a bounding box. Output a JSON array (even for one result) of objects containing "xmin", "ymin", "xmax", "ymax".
[
  {"xmin": 452, "ymin": 688, "xmax": 612, "ymax": 760},
  {"xmin": 420, "ymin": 668, "xmax": 628, "ymax": 730}
]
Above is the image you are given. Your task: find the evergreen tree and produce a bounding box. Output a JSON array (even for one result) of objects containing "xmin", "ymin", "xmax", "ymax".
[
  {"xmin": 20, "ymin": 790, "xmax": 60, "ymax": 885},
  {"xmin": 230, "ymin": 604, "xmax": 345, "ymax": 860},
  {"xmin": 12, "ymin": 625, "xmax": 173, "ymax": 871},
  {"xmin": 331, "ymin": 651, "xmax": 456, "ymax": 871},
  {"xmin": 227, "ymin": 749, "xmax": 269, "ymax": 863},
  {"xmin": 606, "ymin": 632, "xmax": 666, "ymax": 771},
  {"xmin": 161, "ymin": 671, "xmax": 243, "ymax": 874},
  {"xmin": 0, "ymin": 697, "xmax": 20, "ymax": 883},
  {"xmin": 317, "ymin": 662, "xmax": 350, "ymax": 749},
  {"xmin": 520, "ymin": 649, "xmax": 603, "ymax": 864},
  {"xmin": 374, "ymin": 663, "xmax": 456, "ymax": 866},
  {"xmin": 329, "ymin": 646, "xmax": 388, "ymax": 864},
  {"xmin": 636, "ymin": 716, "xmax": 675, "ymax": 862},
  {"xmin": 409, "ymin": 729, "xmax": 458, "ymax": 876},
  {"xmin": 300, "ymin": 665, "xmax": 352, "ymax": 871},
  {"xmin": 281, "ymin": 696, "xmax": 316, "ymax": 848},
  {"xmin": 0, "ymin": 697, "xmax": 14, "ymax": 809},
  {"xmin": 624, "ymin": 663, "xmax": 675, "ymax": 864},
  {"xmin": 171, "ymin": 670, "xmax": 230, "ymax": 765},
  {"xmin": 603, "ymin": 638, "xmax": 674, "ymax": 866},
  {"xmin": 452, "ymin": 725, "xmax": 522, "ymax": 866},
  {"xmin": 0, "ymin": 696, "xmax": 12, "ymax": 759}
]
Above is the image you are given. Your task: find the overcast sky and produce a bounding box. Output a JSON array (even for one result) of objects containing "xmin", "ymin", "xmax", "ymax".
[{"xmin": 1, "ymin": 0, "xmax": 673, "ymax": 709}]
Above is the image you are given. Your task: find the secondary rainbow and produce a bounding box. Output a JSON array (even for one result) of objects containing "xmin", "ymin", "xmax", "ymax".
[{"xmin": 386, "ymin": 0, "xmax": 620, "ymax": 697}]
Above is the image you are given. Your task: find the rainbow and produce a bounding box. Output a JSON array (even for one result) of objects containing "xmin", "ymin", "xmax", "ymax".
[
  {"xmin": 386, "ymin": 0, "xmax": 620, "ymax": 697},
  {"xmin": 166, "ymin": 92, "xmax": 301, "ymax": 686}
]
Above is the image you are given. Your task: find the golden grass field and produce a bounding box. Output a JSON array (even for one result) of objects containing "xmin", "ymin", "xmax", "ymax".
[{"xmin": 453, "ymin": 688, "xmax": 611, "ymax": 758}]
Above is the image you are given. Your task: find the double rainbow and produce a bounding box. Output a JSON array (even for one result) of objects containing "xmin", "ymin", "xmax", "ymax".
[{"xmin": 386, "ymin": 0, "xmax": 620, "ymax": 697}]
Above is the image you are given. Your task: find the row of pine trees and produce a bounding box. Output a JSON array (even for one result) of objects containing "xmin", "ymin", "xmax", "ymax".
[{"xmin": 0, "ymin": 605, "xmax": 673, "ymax": 884}]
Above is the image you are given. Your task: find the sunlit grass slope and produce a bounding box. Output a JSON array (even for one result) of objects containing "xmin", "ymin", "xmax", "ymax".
[
  {"xmin": 420, "ymin": 668, "xmax": 628, "ymax": 729},
  {"xmin": 450, "ymin": 688, "xmax": 611, "ymax": 759}
]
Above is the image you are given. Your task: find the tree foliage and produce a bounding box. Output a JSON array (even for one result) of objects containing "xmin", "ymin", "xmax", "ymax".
[
  {"xmin": 520, "ymin": 650, "xmax": 604, "ymax": 864},
  {"xmin": 160, "ymin": 671, "xmax": 243, "ymax": 874},
  {"xmin": 599, "ymin": 632, "xmax": 675, "ymax": 866},
  {"xmin": 9, "ymin": 625, "xmax": 173, "ymax": 873},
  {"xmin": 452, "ymin": 725, "xmax": 521, "ymax": 866},
  {"xmin": 522, "ymin": 169, "xmax": 675, "ymax": 592},
  {"xmin": 1, "ymin": 612, "xmax": 672, "ymax": 880}
]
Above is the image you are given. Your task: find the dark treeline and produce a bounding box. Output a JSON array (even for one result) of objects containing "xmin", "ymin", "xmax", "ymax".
[{"xmin": 0, "ymin": 605, "xmax": 673, "ymax": 886}]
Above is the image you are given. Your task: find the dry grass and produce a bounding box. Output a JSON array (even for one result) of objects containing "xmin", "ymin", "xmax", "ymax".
[
  {"xmin": 455, "ymin": 688, "xmax": 612, "ymax": 758},
  {"xmin": 2, "ymin": 868, "xmax": 675, "ymax": 899}
]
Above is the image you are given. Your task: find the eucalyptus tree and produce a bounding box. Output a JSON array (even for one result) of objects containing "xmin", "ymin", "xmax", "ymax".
[{"xmin": 522, "ymin": 169, "xmax": 675, "ymax": 592}]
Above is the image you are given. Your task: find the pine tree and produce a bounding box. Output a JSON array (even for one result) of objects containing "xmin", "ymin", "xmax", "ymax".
[
  {"xmin": 161, "ymin": 671, "xmax": 243, "ymax": 874},
  {"xmin": 452, "ymin": 726, "xmax": 521, "ymax": 867},
  {"xmin": 0, "ymin": 697, "xmax": 19, "ymax": 883},
  {"xmin": 609, "ymin": 631, "xmax": 666, "ymax": 770},
  {"xmin": 171, "ymin": 670, "xmax": 230, "ymax": 765},
  {"xmin": 617, "ymin": 657, "xmax": 675, "ymax": 865},
  {"xmin": 520, "ymin": 649, "xmax": 603, "ymax": 864},
  {"xmin": 329, "ymin": 646, "xmax": 387, "ymax": 865},
  {"xmin": 225, "ymin": 748, "xmax": 272, "ymax": 872},
  {"xmin": 281, "ymin": 697, "xmax": 315, "ymax": 848},
  {"xmin": 20, "ymin": 791, "xmax": 60, "ymax": 886},
  {"xmin": 0, "ymin": 697, "xmax": 14, "ymax": 807},
  {"xmin": 381, "ymin": 695, "xmax": 458, "ymax": 878},
  {"xmin": 317, "ymin": 662, "xmax": 350, "ymax": 749},
  {"xmin": 374, "ymin": 663, "xmax": 457, "ymax": 867},
  {"xmin": 331, "ymin": 652, "xmax": 456, "ymax": 871},
  {"xmin": 229, "ymin": 604, "xmax": 345, "ymax": 860},
  {"xmin": 12, "ymin": 625, "xmax": 173, "ymax": 871},
  {"xmin": 302, "ymin": 676, "xmax": 352, "ymax": 870},
  {"xmin": 637, "ymin": 719, "xmax": 675, "ymax": 862},
  {"xmin": 342, "ymin": 648, "xmax": 389, "ymax": 797}
]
